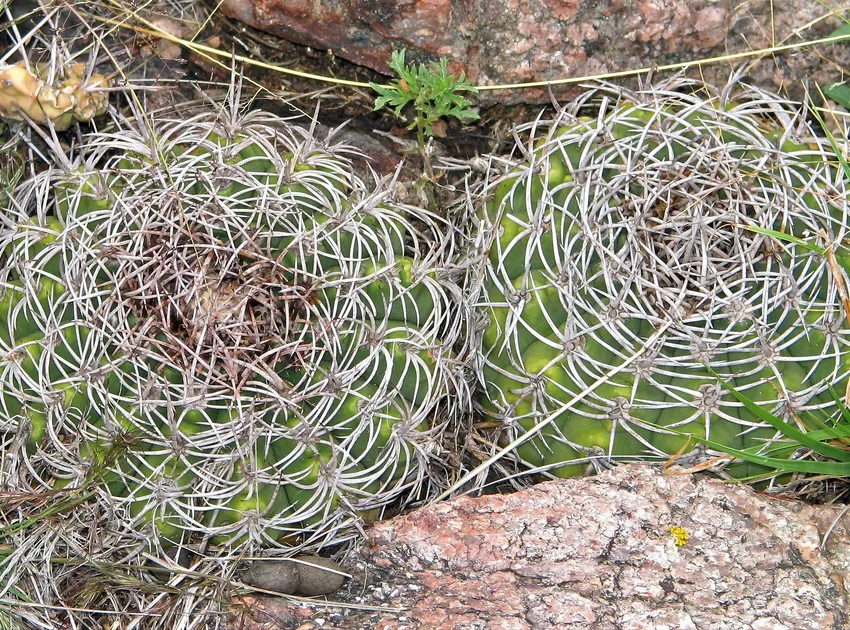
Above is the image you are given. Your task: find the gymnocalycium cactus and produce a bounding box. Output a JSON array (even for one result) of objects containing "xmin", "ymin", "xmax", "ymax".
[
  {"xmin": 472, "ymin": 77, "xmax": 850, "ymax": 480},
  {"xmin": 0, "ymin": 105, "xmax": 468, "ymax": 550}
]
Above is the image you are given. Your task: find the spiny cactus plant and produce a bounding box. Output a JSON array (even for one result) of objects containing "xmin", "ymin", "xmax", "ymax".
[
  {"xmin": 471, "ymin": 77, "xmax": 850, "ymax": 481},
  {"xmin": 0, "ymin": 104, "xmax": 468, "ymax": 555}
]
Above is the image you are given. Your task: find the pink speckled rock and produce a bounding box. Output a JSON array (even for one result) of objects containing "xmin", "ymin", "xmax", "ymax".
[
  {"xmin": 229, "ymin": 465, "xmax": 850, "ymax": 629},
  {"xmin": 218, "ymin": 0, "xmax": 850, "ymax": 104}
]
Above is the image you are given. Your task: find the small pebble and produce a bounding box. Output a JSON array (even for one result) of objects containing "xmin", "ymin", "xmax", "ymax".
[
  {"xmin": 292, "ymin": 555, "xmax": 347, "ymax": 596},
  {"xmin": 242, "ymin": 555, "xmax": 347, "ymax": 596},
  {"xmin": 242, "ymin": 560, "xmax": 300, "ymax": 594}
]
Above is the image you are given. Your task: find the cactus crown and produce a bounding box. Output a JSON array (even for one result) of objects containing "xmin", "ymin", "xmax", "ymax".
[{"xmin": 87, "ymin": 112, "xmax": 360, "ymax": 392}]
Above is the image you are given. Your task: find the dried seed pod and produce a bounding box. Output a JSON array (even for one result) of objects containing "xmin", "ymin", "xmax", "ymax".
[
  {"xmin": 0, "ymin": 61, "xmax": 110, "ymax": 130},
  {"xmin": 471, "ymin": 77, "xmax": 850, "ymax": 480}
]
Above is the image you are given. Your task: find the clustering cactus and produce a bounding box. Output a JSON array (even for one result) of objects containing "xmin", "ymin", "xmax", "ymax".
[
  {"xmin": 0, "ymin": 106, "xmax": 468, "ymax": 550},
  {"xmin": 6, "ymin": 67, "xmax": 850, "ymax": 629},
  {"xmin": 472, "ymin": 78, "xmax": 850, "ymax": 479}
]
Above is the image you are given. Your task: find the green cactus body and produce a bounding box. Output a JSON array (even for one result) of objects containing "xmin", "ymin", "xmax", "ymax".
[
  {"xmin": 474, "ymin": 79, "xmax": 850, "ymax": 480},
  {"xmin": 1, "ymin": 110, "xmax": 468, "ymax": 550}
]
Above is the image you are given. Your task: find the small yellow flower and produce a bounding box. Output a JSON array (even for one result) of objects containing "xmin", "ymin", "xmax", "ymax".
[{"xmin": 668, "ymin": 525, "xmax": 690, "ymax": 547}]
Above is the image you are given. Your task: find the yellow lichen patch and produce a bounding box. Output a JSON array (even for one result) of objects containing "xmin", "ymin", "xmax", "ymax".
[
  {"xmin": 668, "ymin": 525, "xmax": 690, "ymax": 547},
  {"xmin": 0, "ymin": 61, "xmax": 110, "ymax": 130}
]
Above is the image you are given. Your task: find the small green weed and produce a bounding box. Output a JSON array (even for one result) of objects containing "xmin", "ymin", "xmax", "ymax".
[{"xmin": 371, "ymin": 49, "xmax": 479, "ymax": 148}]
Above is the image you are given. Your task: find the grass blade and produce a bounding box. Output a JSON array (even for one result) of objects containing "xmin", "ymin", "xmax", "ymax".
[
  {"xmin": 689, "ymin": 434, "xmax": 850, "ymax": 475},
  {"xmin": 710, "ymin": 371, "xmax": 850, "ymax": 462},
  {"xmin": 739, "ymin": 225, "xmax": 826, "ymax": 255}
]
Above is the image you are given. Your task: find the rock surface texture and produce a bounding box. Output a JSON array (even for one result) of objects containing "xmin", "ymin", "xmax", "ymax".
[
  {"xmin": 229, "ymin": 465, "xmax": 850, "ymax": 629},
  {"xmin": 218, "ymin": 0, "xmax": 850, "ymax": 104}
]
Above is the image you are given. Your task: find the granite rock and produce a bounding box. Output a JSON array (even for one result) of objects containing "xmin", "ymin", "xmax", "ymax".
[
  {"xmin": 229, "ymin": 465, "xmax": 850, "ymax": 629},
  {"xmin": 218, "ymin": 0, "xmax": 850, "ymax": 104}
]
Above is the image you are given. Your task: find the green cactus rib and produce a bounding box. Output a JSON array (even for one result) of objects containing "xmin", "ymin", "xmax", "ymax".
[
  {"xmin": 474, "ymin": 78, "xmax": 850, "ymax": 480},
  {"xmin": 0, "ymin": 109, "xmax": 468, "ymax": 549}
]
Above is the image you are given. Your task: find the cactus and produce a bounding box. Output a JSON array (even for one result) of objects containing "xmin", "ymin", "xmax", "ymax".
[
  {"xmin": 0, "ymin": 107, "xmax": 468, "ymax": 550},
  {"xmin": 472, "ymin": 78, "xmax": 850, "ymax": 480}
]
